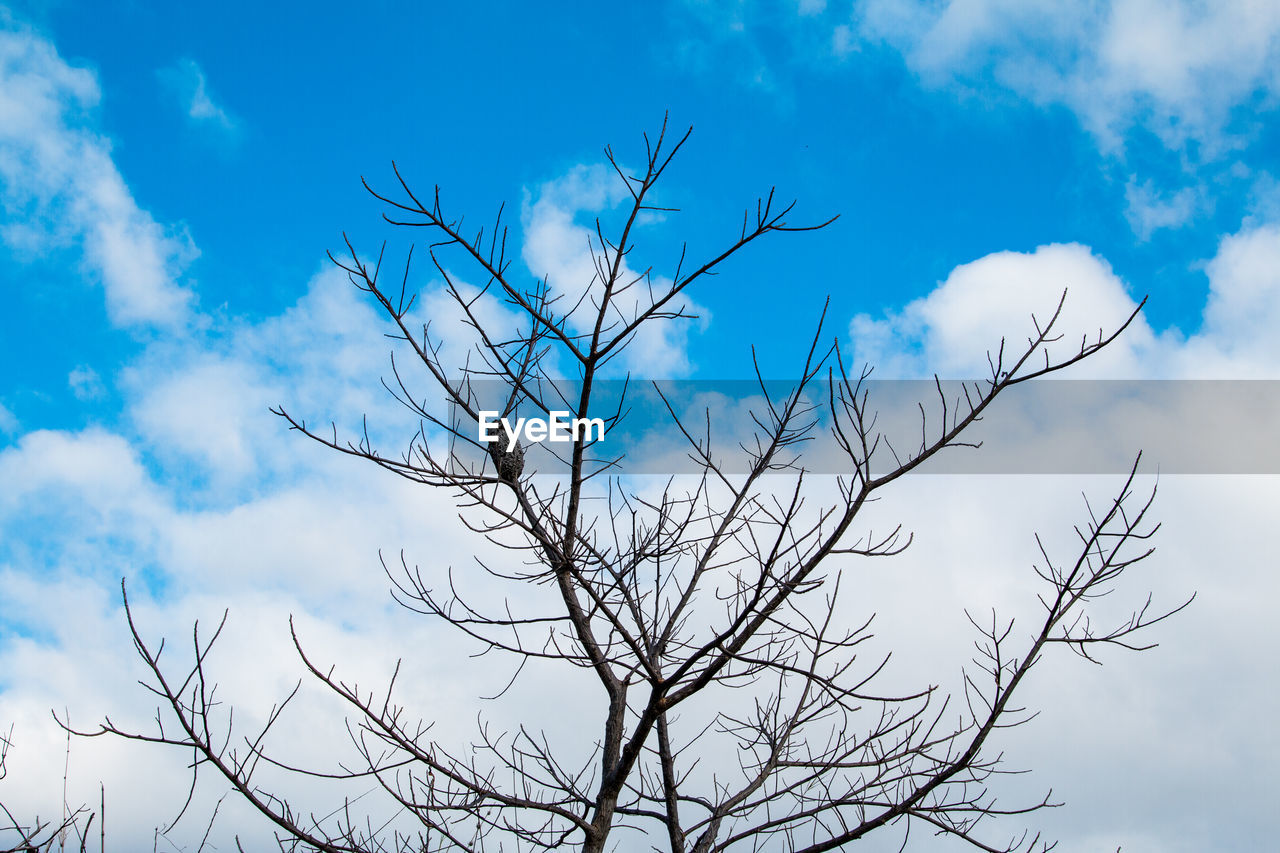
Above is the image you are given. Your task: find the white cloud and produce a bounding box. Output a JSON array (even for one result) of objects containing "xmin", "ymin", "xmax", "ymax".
[
  {"xmin": 1175, "ymin": 223, "xmax": 1280, "ymax": 376},
  {"xmin": 0, "ymin": 428, "xmax": 158, "ymax": 518},
  {"xmin": 1245, "ymin": 169, "xmax": 1280, "ymax": 223},
  {"xmin": 851, "ymin": 242, "xmax": 1165, "ymax": 378},
  {"xmin": 0, "ymin": 264, "xmax": 531, "ymax": 848},
  {"xmin": 395, "ymin": 267, "xmax": 541, "ymax": 396},
  {"xmin": 521, "ymin": 164, "xmax": 709, "ymax": 378},
  {"xmin": 855, "ymin": 0, "xmax": 1280, "ymax": 155},
  {"xmin": 0, "ymin": 563, "xmax": 490, "ymax": 849},
  {"xmin": 159, "ymin": 57, "xmax": 237, "ymax": 133},
  {"xmin": 110, "ymin": 263, "xmax": 446, "ymax": 497},
  {"xmin": 130, "ymin": 357, "xmax": 272, "ymax": 481},
  {"xmin": 1125, "ymin": 177, "xmax": 1198, "ymax": 239},
  {"xmin": 1200, "ymin": 224, "xmax": 1280, "ymax": 345},
  {"xmin": 0, "ymin": 400, "xmax": 16, "ymax": 434},
  {"xmin": 0, "ymin": 16, "xmax": 196, "ymax": 330},
  {"xmin": 832, "ymin": 22, "xmax": 857, "ymax": 56},
  {"xmin": 851, "ymin": 472, "xmax": 1280, "ymax": 852},
  {"xmin": 3, "ymin": 231, "xmax": 1279, "ymax": 851},
  {"xmin": 67, "ymin": 364, "xmax": 105, "ymax": 401},
  {"xmin": 851, "ymin": 226, "xmax": 1280, "ymax": 382},
  {"xmin": 0, "ymin": 428, "xmax": 172, "ymax": 578},
  {"xmin": 1, "ymin": 14, "xmax": 1275, "ymax": 844}
]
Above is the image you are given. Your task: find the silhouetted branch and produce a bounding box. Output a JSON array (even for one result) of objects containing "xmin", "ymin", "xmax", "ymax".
[{"xmin": 83, "ymin": 120, "xmax": 1185, "ymax": 853}]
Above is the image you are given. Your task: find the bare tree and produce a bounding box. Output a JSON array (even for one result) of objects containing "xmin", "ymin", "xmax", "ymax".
[
  {"xmin": 1, "ymin": 725, "xmax": 101, "ymax": 853},
  {"xmin": 69, "ymin": 120, "xmax": 1189, "ymax": 852}
]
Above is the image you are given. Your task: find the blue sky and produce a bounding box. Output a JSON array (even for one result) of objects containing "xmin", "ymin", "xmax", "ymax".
[
  {"xmin": 8, "ymin": 0, "xmax": 1280, "ymax": 420},
  {"xmin": 2, "ymin": 1, "xmax": 1280, "ymax": 850}
]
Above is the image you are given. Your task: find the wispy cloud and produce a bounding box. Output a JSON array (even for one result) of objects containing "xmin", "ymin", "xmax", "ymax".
[
  {"xmin": 1124, "ymin": 177, "xmax": 1199, "ymax": 240},
  {"xmin": 2, "ymin": 8, "xmax": 1278, "ymax": 850},
  {"xmin": 0, "ymin": 400, "xmax": 17, "ymax": 434},
  {"xmin": 67, "ymin": 364, "xmax": 105, "ymax": 401},
  {"xmin": 159, "ymin": 57, "xmax": 238, "ymax": 135},
  {"xmin": 854, "ymin": 0, "xmax": 1280, "ymax": 157},
  {"xmin": 0, "ymin": 18, "xmax": 196, "ymax": 330},
  {"xmin": 681, "ymin": 1, "xmax": 1280, "ymax": 236}
]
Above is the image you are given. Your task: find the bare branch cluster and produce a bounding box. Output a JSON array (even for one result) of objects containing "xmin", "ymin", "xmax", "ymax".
[
  {"xmin": 1, "ymin": 725, "xmax": 100, "ymax": 853},
  {"xmin": 74, "ymin": 120, "xmax": 1187, "ymax": 853}
]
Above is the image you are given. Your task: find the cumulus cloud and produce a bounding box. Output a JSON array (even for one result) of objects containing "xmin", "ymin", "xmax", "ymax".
[
  {"xmin": 116, "ymin": 264, "xmax": 422, "ymax": 497},
  {"xmin": 522, "ymin": 164, "xmax": 709, "ymax": 378},
  {"xmin": 855, "ymin": 0, "xmax": 1280, "ymax": 155},
  {"xmin": 854, "ymin": 473, "xmax": 1279, "ymax": 852},
  {"xmin": 850, "ymin": 242, "xmax": 1166, "ymax": 378},
  {"xmin": 0, "ymin": 428, "xmax": 172, "ymax": 584},
  {"xmin": 0, "ymin": 266, "xmax": 527, "ymax": 848},
  {"xmin": 1177, "ymin": 223, "xmax": 1280, "ymax": 376},
  {"xmin": 3, "ymin": 238, "xmax": 1277, "ymax": 852},
  {"xmin": 0, "ymin": 562, "xmax": 497, "ymax": 849},
  {"xmin": 0, "ymin": 16, "xmax": 196, "ymax": 330},
  {"xmin": 130, "ymin": 358, "xmax": 272, "ymax": 481},
  {"xmin": 851, "ymin": 227, "xmax": 1280, "ymax": 381},
  {"xmin": 832, "ymin": 229, "xmax": 1280, "ymax": 848},
  {"xmin": 1, "ymin": 14, "xmax": 1275, "ymax": 849}
]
